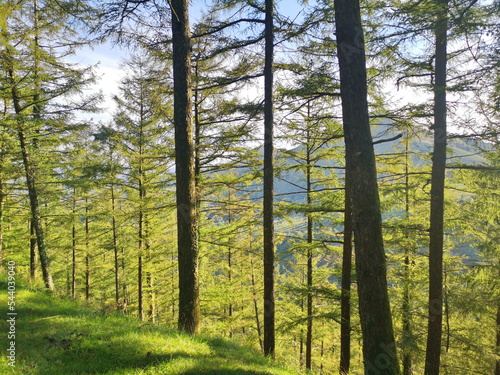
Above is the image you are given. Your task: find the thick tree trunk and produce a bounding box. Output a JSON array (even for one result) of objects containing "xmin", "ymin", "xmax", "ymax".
[
  {"xmin": 333, "ymin": 0, "xmax": 400, "ymax": 373},
  {"xmin": 263, "ymin": 0, "xmax": 275, "ymax": 358},
  {"xmin": 425, "ymin": 1, "xmax": 448, "ymax": 374},
  {"xmin": 171, "ymin": 0, "xmax": 200, "ymax": 334},
  {"xmin": 340, "ymin": 169, "xmax": 352, "ymax": 375}
]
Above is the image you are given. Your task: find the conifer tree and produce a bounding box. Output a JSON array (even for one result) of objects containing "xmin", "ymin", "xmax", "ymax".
[
  {"xmin": 333, "ymin": 0, "xmax": 400, "ymax": 373},
  {"xmin": 113, "ymin": 52, "xmax": 171, "ymax": 318},
  {"xmin": 0, "ymin": 0, "xmax": 98, "ymax": 290},
  {"xmin": 263, "ymin": 0, "xmax": 275, "ymax": 358},
  {"xmin": 171, "ymin": 0, "xmax": 200, "ymax": 334}
]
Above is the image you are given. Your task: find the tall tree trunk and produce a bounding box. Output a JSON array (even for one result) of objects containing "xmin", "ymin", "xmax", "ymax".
[
  {"xmin": 138, "ymin": 254, "xmax": 144, "ymax": 321},
  {"xmin": 305, "ymin": 128, "xmax": 313, "ymax": 371},
  {"xmin": 402, "ymin": 133, "xmax": 413, "ymax": 375},
  {"xmin": 263, "ymin": 0, "xmax": 275, "ymax": 358},
  {"xmin": 144, "ymin": 218, "xmax": 155, "ymax": 322},
  {"xmin": 121, "ymin": 247, "xmax": 128, "ymax": 310},
  {"xmin": 340, "ymin": 168, "xmax": 352, "ymax": 375},
  {"xmin": 333, "ymin": 0, "xmax": 400, "ymax": 373},
  {"xmin": 4, "ymin": 0, "xmax": 53, "ymax": 290},
  {"xmin": 72, "ymin": 194, "xmax": 77, "ymax": 299},
  {"xmin": 251, "ymin": 255, "xmax": 263, "ymax": 352},
  {"xmin": 425, "ymin": 1, "xmax": 448, "ymax": 374},
  {"xmin": 171, "ymin": 0, "xmax": 200, "ymax": 334},
  {"xmin": 111, "ymin": 184, "xmax": 120, "ymax": 306},
  {"xmin": 30, "ymin": 218, "xmax": 37, "ymax": 281},
  {"xmin": 138, "ymin": 182, "xmax": 144, "ymax": 321},
  {"xmin": 227, "ymin": 191, "xmax": 234, "ymax": 338},
  {"xmin": 85, "ymin": 199, "xmax": 90, "ymax": 300},
  {"xmin": 402, "ymin": 252, "xmax": 412, "ymax": 375},
  {"xmin": 18, "ymin": 129, "xmax": 54, "ymax": 290}
]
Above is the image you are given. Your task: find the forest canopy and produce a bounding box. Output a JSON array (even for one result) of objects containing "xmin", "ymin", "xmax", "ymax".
[{"xmin": 0, "ymin": 0, "xmax": 498, "ymax": 374}]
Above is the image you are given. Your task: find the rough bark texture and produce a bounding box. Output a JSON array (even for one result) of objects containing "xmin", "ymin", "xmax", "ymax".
[
  {"xmin": 425, "ymin": 1, "xmax": 448, "ymax": 374},
  {"xmin": 18, "ymin": 129, "xmax": 54, "ymax": 290},
  {"xmin": 333, "ymin": 0, "xmax": 400, "ymax": 373},
  {"xmin": 340, "ymin": 169, "xmax": 352, "ymax": 375},
  {"xmin": 305, "ymin": 141, "xmax": 313, "ymax": 371},
  {"xmin": 263, "ymin": 0, "xmax": 275, "ymax": 358},
  {"xmin": 171, "ymin": 0, "xmax": 200, "ymax": 334}
]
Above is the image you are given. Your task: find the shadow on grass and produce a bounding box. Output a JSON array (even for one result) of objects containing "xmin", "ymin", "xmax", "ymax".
[
  {"xmin": 180, "ymin": 370, "xmax": 273, "ymax": 375},
  {"xmin": 0, "ymin": 282, "xmax": 293, "ymax": 375}
]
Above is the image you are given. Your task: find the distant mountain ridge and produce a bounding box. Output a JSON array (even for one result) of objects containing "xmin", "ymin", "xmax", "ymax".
[{"xmin": 271, "ymin": 124, "xmax": 488, "ymax": 203}]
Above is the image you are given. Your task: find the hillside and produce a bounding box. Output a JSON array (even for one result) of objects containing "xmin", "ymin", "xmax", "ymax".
[
  {"xmin": 273, "ymin": 124, "xmax": 488, "ymax": 202},
  {"xmin": 0, "ymin": 281, "xmax": 300, "ymax": 375}
]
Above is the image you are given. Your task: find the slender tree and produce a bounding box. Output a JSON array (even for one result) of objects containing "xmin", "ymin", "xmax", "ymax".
[{"xmin": 425, "ymin": 1, "xmax": 448, "ymax": 374}]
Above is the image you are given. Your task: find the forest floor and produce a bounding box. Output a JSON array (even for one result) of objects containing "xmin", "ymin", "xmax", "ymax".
[{"xmin": 0, "ymin": 280, "xmax": 300, "ymax": 375}]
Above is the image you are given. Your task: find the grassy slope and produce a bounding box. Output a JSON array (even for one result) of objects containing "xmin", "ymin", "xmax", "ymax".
[{"xmin": 0, "ymin": 281, "xmax": 300, "ymax": 375}]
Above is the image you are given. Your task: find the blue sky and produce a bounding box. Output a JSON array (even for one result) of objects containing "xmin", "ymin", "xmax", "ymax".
[{"xmin": 73, "ymin": 0, "xmax": 312, "ymax": 123}]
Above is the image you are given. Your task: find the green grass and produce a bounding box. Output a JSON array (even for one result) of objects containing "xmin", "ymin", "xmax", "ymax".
[{"xmin": 0, "ymin": 281, "xmax": 300, "ymax": 375}]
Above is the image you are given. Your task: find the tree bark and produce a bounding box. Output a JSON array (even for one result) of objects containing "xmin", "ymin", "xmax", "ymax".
[
  {"xmin": 111, "ymin": 184, "xmax": 120, "ymax": 306},
  {"xmin": 138, "ymin": 181, "xmax": 144, "ymax": 321},
  {"xmin": 340, "ymin": 169, "xmax": 352, "ymax": 375},
  {"xmin": 72, "ymin": 194, "xmax": 77, "ymax": 299},
  {"xmin": 4, "ymin": 0, "xmax": 54, "ymax": 290},
  {"xmin": 30, "ymin": 218, "xmax": 37, "ymax": 281},
  {"xmin": 263, "ymin": 0, "xmax": 275, "ymax": 358},
  {"xmin": 425, "ymin": 1, "xmax": 448, "ymax": 374},
  {"xmin": 85, "ymin": 199, "xmax": 90, "ymax": 300},
  {"xmin": 138, "ymin": 254, "xmax": 144, "ymax": 321},
  {"xmin": 333, "ymin": 0, "xmax": 400, "ymax": 373},
  {"xmin": 402, "ymin": 133, "xmax": 413, "ymax": 375},
  {"xmin": 251, "ymin": 255, "xmax": 263, "ymax": 352},
  {"xmin": 18, "ymin": 128, "xmax": 54, "ymax": 290},
  {"xmin": 305, "ymin": 129, "xmax": 313, "ymax": 371},
  {"xmin": 171, "ymin": 0, "xmax": 200, "ymax": 334}
]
